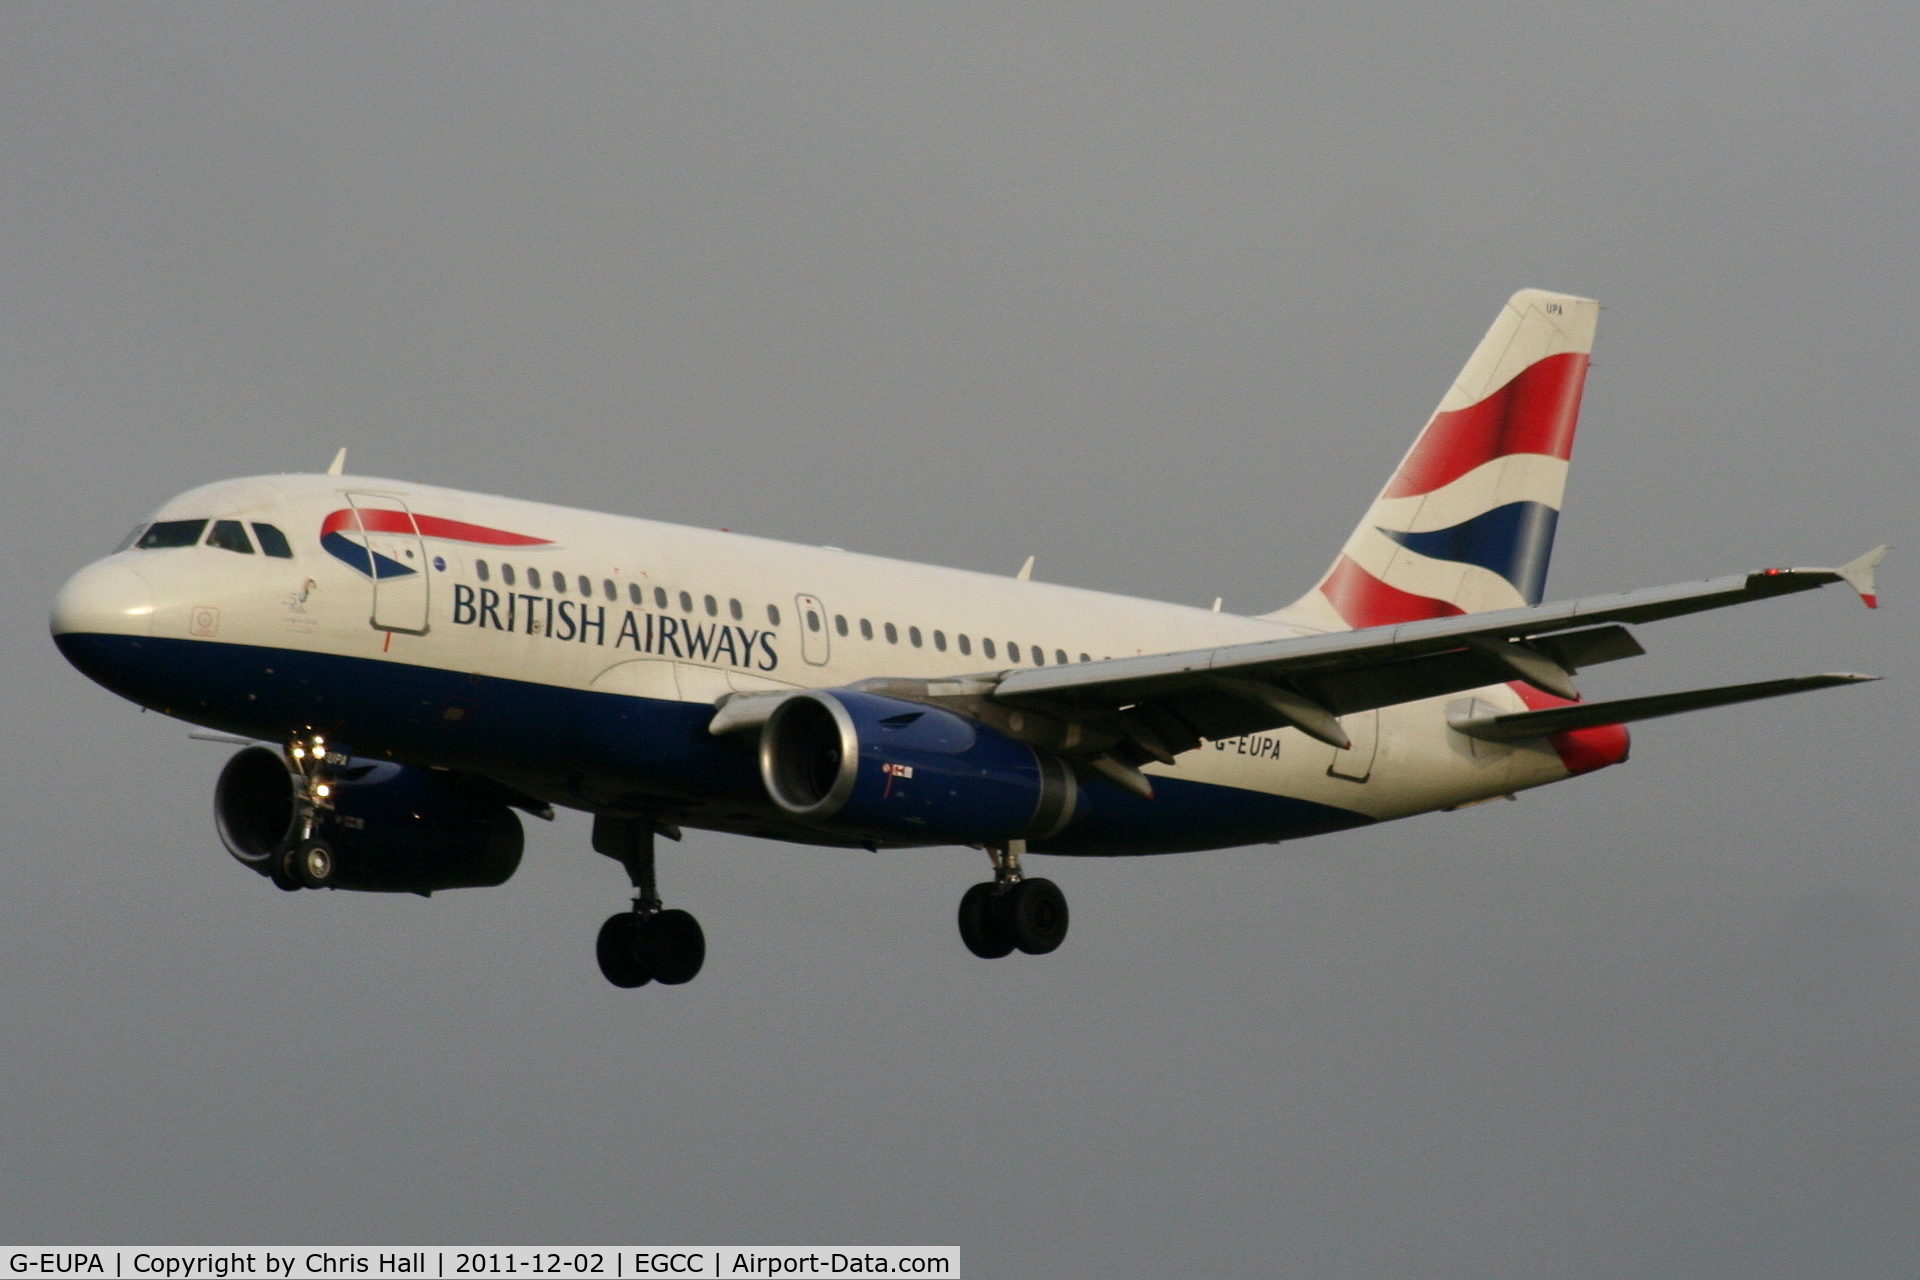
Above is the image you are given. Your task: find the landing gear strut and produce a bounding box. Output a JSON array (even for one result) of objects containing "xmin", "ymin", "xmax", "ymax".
[
  {"xmin": 273, "ymin": 734, "xmax": 340, "ymax": 891},
  {"xmin": 957, "ymin": 840, "xmax": 1069, "ymax": 958},
  {"xmin": 594, "ymin": 815, "xmax": 705, "ymax": 988}
]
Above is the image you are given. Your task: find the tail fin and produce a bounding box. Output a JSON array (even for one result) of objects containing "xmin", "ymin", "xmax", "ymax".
[{"xmin": 1268, "ymin": 288, "xmax": 1600, "ymax": 631}]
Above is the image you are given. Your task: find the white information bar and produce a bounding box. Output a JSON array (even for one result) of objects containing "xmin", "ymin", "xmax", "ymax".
[{"xmin": 4, "ymin": 1251, "xmax": 958, "ymax": 1279}]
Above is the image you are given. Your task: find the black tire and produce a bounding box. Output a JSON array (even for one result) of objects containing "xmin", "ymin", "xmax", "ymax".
[
  {"xmin": 294, "ymin": 839, "xmax": 338, "ymax": 890},
  {"xmin": 1009, "ymin": 877, "xmax": 1069, "ymax": 955},
  {"xmin": 958, "ymin": 882, "xmax": 1015, "ymax": 959},
  {"xmin": 269, "ymin": 847, "xmax": 302, "ymax": 892},
  {"xmin": 649, "ymin": 909, "xmax": 706, "ymax": 985},
  {"xmin": 596, "ymin": 912, "xmax": 652, "ymax": 988}
]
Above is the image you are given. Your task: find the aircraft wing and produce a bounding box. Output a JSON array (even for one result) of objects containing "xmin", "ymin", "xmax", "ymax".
[{"xmin": 981, "ymin": 547, "xmax": 1886, "ymax": 771}]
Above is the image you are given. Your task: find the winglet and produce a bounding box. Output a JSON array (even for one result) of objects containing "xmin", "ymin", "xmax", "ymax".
[
  {"xmin": 326, "ymin": 447, "xmax": 347, "ymax": 477},
  {"xmin": 1836, "ymin": 545, "xmax": 1888, "ymax": 608}
]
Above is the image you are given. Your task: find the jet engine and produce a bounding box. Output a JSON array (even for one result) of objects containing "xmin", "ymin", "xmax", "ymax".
[
  {"xmin": 215, "ymin": 745, "xmax": 523, "ymax": 893},
  {"xmin": 759, "ymin": 689, "xmax": 1079, "ymax": 844}
]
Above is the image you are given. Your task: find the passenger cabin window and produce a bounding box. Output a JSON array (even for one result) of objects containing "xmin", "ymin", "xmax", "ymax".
[
  {"xmin": 629, "ymin": 583, "xmax": 643, "ymax": 605},
  {"xmin": 1032, "ymin": 646, "xmax": 1045, "ymax": 666},
  {"xmin": 860, "ymin": 619, "xmax": 873, "ymax": 640},
  {"xmin": 767, "ymin": 604, "xmax": 781, "ymax": 626},
  {"xmin": 476, "ymin": 559, "xmax": 491, "ymax": 582},
  {"xmin": 1055, "ymin": 649, "xmax": 1068, "ymax": 666},
  {"xmin": 531, "ymin": 569, "xmax": 545, "ymax": 590},
  {"xmin": 656, "ymin": 587, "xmax": 670, "ymax": 609},
  {"xmin": 251, "ymin": 523, "xmax": 294, "ymax": 558},
  {"xmin": 136, "ymin": 519, "xmax": 208, "ymax": 549},
  {"xmin": 704, "ymin": 594, "xmax": 717, "ymax": 616},
  {"xmin": 604, "ymin": 580, "xmax": 616, "ymax": 602},
  {"xmin": 582, "ymin": 576, "xmax": 594, "ymax": 597},
  {"xmin": 206, "ymin": 520, "xmax": 254, "ymax": 554},
  {"xmin": 502, "ymin": 564, "xmax": 517, "ymax": 587},
  {"xmin": 835, "ymin": 615, "xmax": 848, "ymax": 637},
  {"xmin": 884, "ymin": 622, "xmax": 898, "ymax": 644},
  {"xmin": 909, "ymin": 626, "xmax": 923, "ymax": 648},
  {"xmin": 1079, "ymin": 653, "xmax": 1091, "ymax": 663},
  {"xmin": 958, "ymin": 634, "xmax": 971, "ymax": 656},
  {"xmin": 982, "ymin": 638, "xmax": 996, "ymax": 660},
  {"xmin": 679, "ymin": 591, "xmax": 693, "ymax": 612},
  {"xmin": 729, "ymin": 599, "xmax": 743, "ymax": 620},
  {"xmin": 806, "ymin": 608, "xmax": 821, "ymax": 632},
  {"xmin": 933, "ymin": 630, "xmax": 947, "ymax": 652},
  {"xmin": 1006, "ymin": 642, "xmax": 1021, "ymax": 663}
]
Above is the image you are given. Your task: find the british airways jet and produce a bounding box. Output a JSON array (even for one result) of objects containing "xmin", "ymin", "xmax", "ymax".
[{"xmin": 51, "ymin": 290, "xmax": 1883, "ymax": 988}]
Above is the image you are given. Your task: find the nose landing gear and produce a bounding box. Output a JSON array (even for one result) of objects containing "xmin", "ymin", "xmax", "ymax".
[
  {"xmin": 593, "ymin": 815, "xmax": 706, "ymax": 988},
  {"xmin": 270, "ymin": 735, "xmax": 339, "ymax": 891},
  {"xmin": 957, "ymin": 840, "xmax": 1069, "ymax": 958}
]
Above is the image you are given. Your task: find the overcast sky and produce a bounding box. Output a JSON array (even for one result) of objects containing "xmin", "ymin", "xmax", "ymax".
[{"xmin": 2, "ymin": 5, "xmax": 1915, "ymax": 1276}]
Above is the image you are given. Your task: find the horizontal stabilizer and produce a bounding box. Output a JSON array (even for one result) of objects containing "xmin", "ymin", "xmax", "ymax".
[{"xmin": 1449, "ymin": 673, "xmax": 1877, "ymax": 743}]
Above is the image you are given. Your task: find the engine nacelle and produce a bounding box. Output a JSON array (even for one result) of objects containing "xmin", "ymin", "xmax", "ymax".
[
  {"xmin": 215, "ymin": 746, "xmax": 523, "ymax": 892},
  {"xmin": 759, "ymin": 690, "xmax": 1079, "ymax": 844}
]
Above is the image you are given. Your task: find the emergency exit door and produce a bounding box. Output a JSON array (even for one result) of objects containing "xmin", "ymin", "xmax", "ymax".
[{"xmin": 794, "ymin": 594, "xmax": 830, "ymax": 666}]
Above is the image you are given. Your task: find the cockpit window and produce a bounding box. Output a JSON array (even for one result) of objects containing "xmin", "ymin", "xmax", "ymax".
[
  {"xmin": 114, "ymin": 526, "xmax": 146, "ymax": 553},
  {"xmin": 251, "ymin": 523, "xmax": 294, "ymax": 558},
  {"xmin": 136, "ymin": 519, "xmax": 208, "ymax": 549},
  {"xmin": 206, "ymin": 520, "xmax": 255, "ymax": 554}
]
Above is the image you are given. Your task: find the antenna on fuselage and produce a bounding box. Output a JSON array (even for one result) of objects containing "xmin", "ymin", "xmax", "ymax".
[
  {"xmin": 326, "ymin": 447, "xmax": 347, "ymax": 477},
  {"xmin": 1016, "ymin": 555, "xmax": 1035, "ymax": 581}
]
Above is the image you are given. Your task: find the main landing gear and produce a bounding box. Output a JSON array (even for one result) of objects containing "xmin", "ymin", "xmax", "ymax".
[
  {"xmin": 593, "ymin": 815, "xmax": 706, "ymax": 988},
  {"xmin": 957, "ymin": 840, "xmax": 1069, "ymax": 959}
]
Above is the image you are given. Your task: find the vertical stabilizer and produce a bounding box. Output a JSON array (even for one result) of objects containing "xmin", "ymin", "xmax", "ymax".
[{"xmin": 1268, "ymin": 289, "xmax": 1600, "ymax": 631}]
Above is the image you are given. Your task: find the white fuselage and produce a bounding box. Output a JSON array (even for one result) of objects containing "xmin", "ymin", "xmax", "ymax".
[{"xmin": 53, "ymin": 472, "xmax": 1580, "ymax": 851}]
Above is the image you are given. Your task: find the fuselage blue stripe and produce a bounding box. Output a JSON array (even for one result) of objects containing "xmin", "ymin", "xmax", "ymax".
[{"xmin": 53, "ymin": 633, "xmax": 1373, "ymax": 856}]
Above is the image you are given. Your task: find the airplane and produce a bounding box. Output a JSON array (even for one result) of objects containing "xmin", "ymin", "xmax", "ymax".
[{"xmin": 50, "ymin": 289, "xmax": 1885, "ymax": 988}]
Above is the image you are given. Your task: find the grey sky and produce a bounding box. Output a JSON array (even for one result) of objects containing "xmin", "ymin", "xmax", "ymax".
[{"xmin": 2, "ymin": 5, "xmax": 1915, "ymax": 1275}]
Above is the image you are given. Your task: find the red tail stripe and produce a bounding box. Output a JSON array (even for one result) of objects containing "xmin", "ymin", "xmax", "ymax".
[
  {"xmin": 1382, "ymin": 351, "xmax": 1590, "ymax": 499},
  {"xmin": 1319, "ymin": 555, "xmax": 1466, "ymax": 629},
  {"xmin": 321, "ymin": 509, "xmax": 551, "ymax": 546}
]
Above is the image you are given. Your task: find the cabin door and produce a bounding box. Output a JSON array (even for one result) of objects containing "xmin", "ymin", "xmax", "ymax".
[{"xmin": 346, "ymin": 492, "xmax": 431, "ymax": 635}]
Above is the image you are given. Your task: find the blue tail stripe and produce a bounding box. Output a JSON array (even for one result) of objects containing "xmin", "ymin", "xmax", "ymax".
[{"xmin": 1378, "ymin": 501, "xmax": 1559, "ymax": 604}]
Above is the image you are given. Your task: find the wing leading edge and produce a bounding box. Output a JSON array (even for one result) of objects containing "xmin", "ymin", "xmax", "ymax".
[
  {"xmin": 710, "ymin": 547, "xmax": 1883, "ymax": 800},
  {"xmin": 972, "ymin": 547, "xmax": 1887, "ymax": 792}
]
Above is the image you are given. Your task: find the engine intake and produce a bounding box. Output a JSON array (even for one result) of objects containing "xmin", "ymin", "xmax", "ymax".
[
  {"xmin": 760, "ymin": 690, "xmax": 1078, "ymax": 844},
  {"xmin": 215, "ymin": 746, "xmax": 523, "ymax": 893}
]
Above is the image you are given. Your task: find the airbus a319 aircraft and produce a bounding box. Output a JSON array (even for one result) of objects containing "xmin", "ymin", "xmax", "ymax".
[{"xmin": 52, "ymin": 290, "xmax": 1884, "ymax": 988}]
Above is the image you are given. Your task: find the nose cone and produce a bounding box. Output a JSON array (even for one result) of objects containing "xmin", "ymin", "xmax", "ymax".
[{"xmin": 51, "ymin": 560, "xmax": 152, "ymax": 639}]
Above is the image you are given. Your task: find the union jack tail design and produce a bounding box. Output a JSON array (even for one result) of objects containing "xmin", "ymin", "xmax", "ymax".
[{"xmin": 1271, "ymin": 289, "xmax": 1601, "ymax": 631}]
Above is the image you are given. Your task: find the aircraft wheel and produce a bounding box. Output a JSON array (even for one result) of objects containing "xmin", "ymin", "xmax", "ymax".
[
  {"xmin": 1008, "ymin": 878, "xmax": 1069, "ymax": 955},
  {"xmin": 649, "ymin": 909, "xmax": 706, "ymax": 985},
  {"xmin": 269, "ymin": 847, "xmax": 302, "ymax": 891},
  {"xmin": 597, "ymin": 912, "xmax": 652, "ymax": 988},
  {"xmin": 958, "ymin": 882, "xmax": 1015, "ymax": 959},
  {"xmin": 294, "ymin": 839, "xmax": 338, "ymax": 890}
]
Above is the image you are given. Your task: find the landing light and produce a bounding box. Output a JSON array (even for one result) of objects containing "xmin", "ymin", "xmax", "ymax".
[
  {"xmin": 291, "ymin": 747, "xmax": 305, "ymax": 759},
  {"xmin": 314, "ymin": 784, "xmax": 331, "ymax": 798}
]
